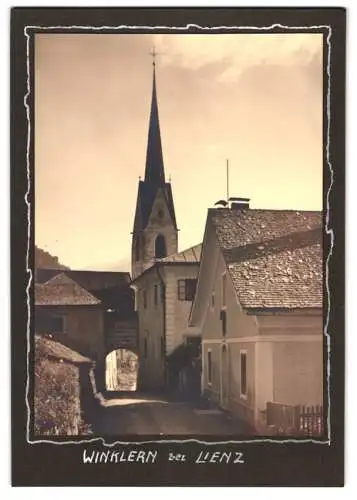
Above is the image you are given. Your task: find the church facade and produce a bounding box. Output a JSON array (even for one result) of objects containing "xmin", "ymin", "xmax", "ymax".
[{"xmin": 130, "ymin": 58, "xmax": 201, "ymax": 391}]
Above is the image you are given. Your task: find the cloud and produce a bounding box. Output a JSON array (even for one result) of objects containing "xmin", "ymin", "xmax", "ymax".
[{"xmin": 154, "ymin": 33, "xmax": 322, "ymax": 82}]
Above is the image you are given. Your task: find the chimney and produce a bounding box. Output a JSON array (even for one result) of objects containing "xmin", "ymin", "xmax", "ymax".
[{"xmin": 228, "ymin": 197, "xmax": 250, "ymax": 210}]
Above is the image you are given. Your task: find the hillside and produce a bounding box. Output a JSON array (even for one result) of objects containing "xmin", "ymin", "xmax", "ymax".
[{"xmin": 35, "ymin": 245, "xmax": 69, "ymax": 271}]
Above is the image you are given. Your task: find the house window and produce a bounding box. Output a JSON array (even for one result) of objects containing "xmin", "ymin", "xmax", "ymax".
[
  {"xmin": 211, "ymin": 292, "xmax": 215, "ymax": 309},
  {"xmin": 143, "ymin": 290, "xmax": 147, "ymax": 309},
  {"xmin": 207, "ymin": 350, "xmax": 212, "ymax": 385},
  {"xmin": 220, "ymin": 309, "xmax": 227, "ymax": 336},
  {"xmin": 160, "ymin": 336, "xmax": 165, "ymax": 358},
  {"xmin": 222, "ymin": 273, "xmax": 227, "ymax": 307},
  {"xmin": 155, "ymin": 234, "xmax": 166, "ymax": 258},
  {"xmin": 154, "ymin": 285, "xmax": 158, "ymax": 307},
  {"xmin": 178, "ymin": 279, "xmax": 197, "ymax": 301},
  {"xmin": 240, "ymin": 351, "xmax": 247, "ymax": 398},
  {"xmin": 144, "ymin": 338, "xmax": 148, "ymax": 358},
  {"xmin": 50, "ymin": 315, "xmax": 66, "ymax": 334}
]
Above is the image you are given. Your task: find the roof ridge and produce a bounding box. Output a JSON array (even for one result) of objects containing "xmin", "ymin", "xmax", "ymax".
[{"xmin": 208, "ymin": 208, "xmax": 322, "ymax": 213}]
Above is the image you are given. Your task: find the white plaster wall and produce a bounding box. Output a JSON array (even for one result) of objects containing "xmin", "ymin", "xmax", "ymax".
[
  {"xmin": 272, "ymin": 340, "xmax": 323, "ymax": 406},
  {"xmin": 136, "ymin": 270, "xmax": 165, "ymax": 389},
  {"xmin": 203, "ymin": 250, "xmax": 260, "ymax": 341},
  {"xmin": 163, "ymin": 265, "xmax": 200, "ymax": 355}
]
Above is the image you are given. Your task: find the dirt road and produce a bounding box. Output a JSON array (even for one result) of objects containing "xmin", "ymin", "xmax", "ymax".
[{"xmin": 93, "ymin": 392, "xmax": 253, "ymax": 437}]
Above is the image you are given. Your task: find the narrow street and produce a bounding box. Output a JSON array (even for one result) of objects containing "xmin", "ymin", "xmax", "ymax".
[{"xmin": 93, "ymin": 392, "xmax": 254, "ymax": 436}]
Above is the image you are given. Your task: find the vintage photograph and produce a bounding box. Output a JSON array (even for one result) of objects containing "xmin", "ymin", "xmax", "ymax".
[{"xmin": 33, "ymin": 31, "xmax": 324, "ymax": 439}]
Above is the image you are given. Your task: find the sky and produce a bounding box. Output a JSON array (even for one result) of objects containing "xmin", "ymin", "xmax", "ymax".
[{"xmin": 35, "ymin": 32, "xmax": 323, "ymax": 270}]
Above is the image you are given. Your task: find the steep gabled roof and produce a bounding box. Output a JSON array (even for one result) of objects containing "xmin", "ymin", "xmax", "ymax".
[
  {"xmin": 35, "ymin": 273, "xmax": 102, "ymax": 306},
  {"xmin": 144, "ymin": 63, "xmax": 165, "ymax": 184},
  {"xmin": 210, "ymin": 208, "xmax": 322, "ymax": 310},
  {"xmin": 133, "ymin": 61, "xmax": 178, "ymax": 233}
]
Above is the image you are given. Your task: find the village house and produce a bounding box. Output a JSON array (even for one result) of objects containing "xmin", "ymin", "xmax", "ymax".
[
  {"xmin": 130, "ymin": 244, "xmax": 201, "ymax": 391},
  {"xmin": 189, "ymin": 202, "xmax": 323, "ymax": 434},
  {"xmin": 35, "ymin": 271, "xmax": 137, "ymax": 391},
  {"xmin": 35, "ymin": 273, "xmax": 106, "ymax": 361}
]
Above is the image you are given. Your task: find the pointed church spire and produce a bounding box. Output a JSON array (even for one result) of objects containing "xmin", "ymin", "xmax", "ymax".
[{"xmin": 144, "ymin": 47, "xmax": 165, "ymax": 184}]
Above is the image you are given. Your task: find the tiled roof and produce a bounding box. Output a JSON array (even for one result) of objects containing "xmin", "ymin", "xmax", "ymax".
[
  {"xmin": 36, "ymin": 269, "xmax": 131, "ymax": 289},
  {"xmin": 35, "ymin": 334, "xmax": 92, "ymax": 364},
  {"xmin": 210, "ymin": 208, "xmax": 322, "ymax": 309},
  {"xmin": 159, "ymin": 243, "xmax": 202, "ymax": 263},
  {"xmin": 35, "ymin": 273, "xmax": 102, "ymax": 306}
]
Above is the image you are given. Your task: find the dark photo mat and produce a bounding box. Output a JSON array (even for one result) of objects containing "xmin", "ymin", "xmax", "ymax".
[{"xmin": 11, "ymin": 7, "xmax": 345, "ymax": 486}]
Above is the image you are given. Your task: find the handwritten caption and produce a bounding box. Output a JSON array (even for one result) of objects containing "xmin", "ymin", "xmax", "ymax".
[{"xmin": 83, "ymin": 448, "xmax": 245, "ymax": 465}]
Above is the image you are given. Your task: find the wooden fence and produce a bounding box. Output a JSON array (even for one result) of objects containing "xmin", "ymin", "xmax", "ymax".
[{"xmin": 266, "ymin": 402, "xmax": 324, "ymax": 436}]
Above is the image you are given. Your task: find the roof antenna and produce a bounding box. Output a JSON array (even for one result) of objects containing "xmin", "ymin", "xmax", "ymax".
[{"xmin": 226, "ymin": 159, "xmax": 230, "ymax": 203}]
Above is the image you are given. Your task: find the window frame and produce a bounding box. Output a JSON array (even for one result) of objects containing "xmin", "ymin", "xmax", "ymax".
[
  {"xmin": 50, "ymin": 314, "xmax": 67, "ymax": 334},
  {"xmin": 207, "ymin": 349, "xmax": 213, "ymax": 386},
  {"xmin": 221, "ymin": 272, "xmax": 227, "ymax": 309},
  {"xmin": 177, "ymin": 278, "xmax": 197, "ymax": 301},
  {"xmin": 160, "ymin": 336, "xmax": 165, "ymax": 359},
  {"xmin": 210, "ymin": 291, "xmax": 215, "ymax": 310},
  {"xmin": 220, "ymin": 309, "xmax": 227, "ymax": 337},
  {"xmin": 240, "ymin": 350, "xmax": 248, "ymax": 399}
]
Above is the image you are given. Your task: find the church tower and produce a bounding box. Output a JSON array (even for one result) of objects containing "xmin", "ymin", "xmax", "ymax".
[{"xmin": 131, "ymin": 52, "xmax": 178, "ymax": 279}]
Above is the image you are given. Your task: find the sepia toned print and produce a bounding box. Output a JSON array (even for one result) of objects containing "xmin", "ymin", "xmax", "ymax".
[{"xmin": 34, "ymin": 32, "xmax": 323, "ymax": 438}]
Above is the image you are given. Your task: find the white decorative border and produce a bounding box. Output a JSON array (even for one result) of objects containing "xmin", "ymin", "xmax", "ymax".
[{"xmin": 24, "ymin": 23, "xmax": 333, "ymax": 447}]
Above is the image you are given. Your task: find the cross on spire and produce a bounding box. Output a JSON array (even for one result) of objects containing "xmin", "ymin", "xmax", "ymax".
[
  {"xmin": 150, "ymin": 45, "xmax": 160, "ymax": 67},
  {"xmin": 144, "ymin": 45, "xmax": 165, "ymax": 184}
]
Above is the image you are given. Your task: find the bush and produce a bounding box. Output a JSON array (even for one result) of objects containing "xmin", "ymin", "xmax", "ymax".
[{"xmin": 34, "ymin": 335, "xmax": 93, "ymax": 436}]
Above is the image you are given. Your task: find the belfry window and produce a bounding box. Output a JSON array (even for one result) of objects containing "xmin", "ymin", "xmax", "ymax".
[{"xmin": 155, "ymin": 234, "xmax": 166, "ymax": 258}]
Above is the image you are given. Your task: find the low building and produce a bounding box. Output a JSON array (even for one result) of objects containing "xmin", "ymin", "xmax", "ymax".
[
  {"xmin": 35, "ymin": 272, "xmax": 138, "ymax": 392},
  {"xmin": 35, "ymin": 273, "xmax": 105, "ymax": 361},
  {"xmin": 189, "ymin": 205, "xmax": 323, "ymax": 434}
]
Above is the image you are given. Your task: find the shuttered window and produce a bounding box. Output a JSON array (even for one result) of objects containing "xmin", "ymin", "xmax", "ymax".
[{"xmin": 177, "ymin": 279, "xmax": 197, "ymax": 301}]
